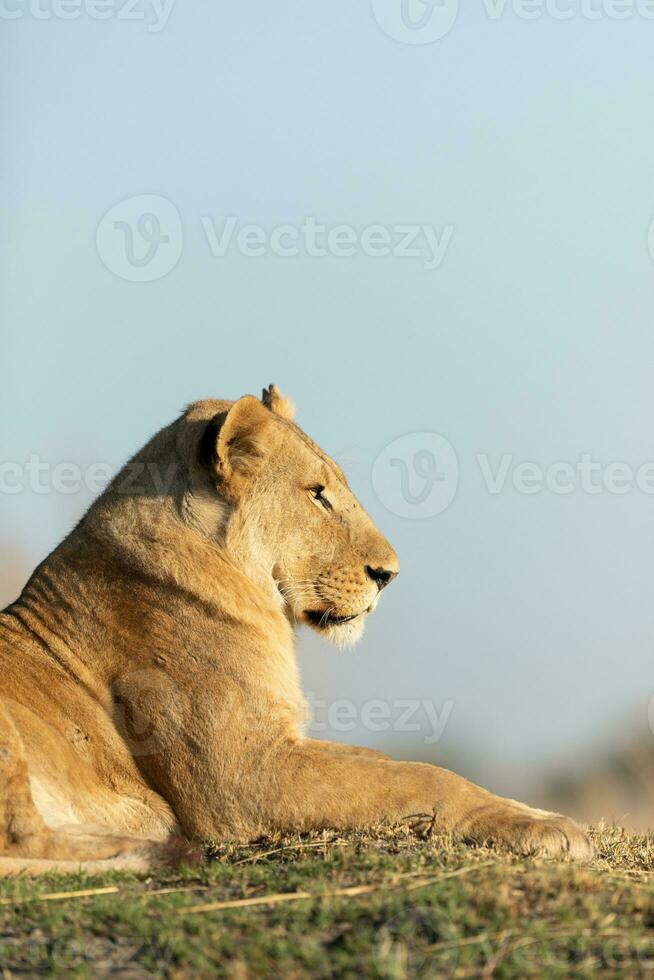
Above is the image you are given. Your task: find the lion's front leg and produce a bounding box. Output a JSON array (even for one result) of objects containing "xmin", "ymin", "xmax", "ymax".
[{"xmin": 254, "ymin": 739, "xmax": 592, "ymax": 860}]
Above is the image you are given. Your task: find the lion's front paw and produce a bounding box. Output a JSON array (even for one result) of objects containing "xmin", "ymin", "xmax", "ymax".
[{"xmin": 461, "ymin": 805, "xmax": 593, "ymax": 861}]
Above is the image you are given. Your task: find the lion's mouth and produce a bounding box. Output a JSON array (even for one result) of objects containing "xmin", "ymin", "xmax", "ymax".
[{"xmin": 304, "ymin": 609, "xmax": 361, "ymax": 628}]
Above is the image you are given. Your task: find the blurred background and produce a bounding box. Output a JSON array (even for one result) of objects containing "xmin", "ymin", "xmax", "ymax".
[{"xmin": 2, "ymin": 2, "xmax": 653, "ymax": 827}]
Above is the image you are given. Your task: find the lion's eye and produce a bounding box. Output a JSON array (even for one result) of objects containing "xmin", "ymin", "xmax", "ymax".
[{"xmin": 309, "ymin": 485, "xmax": 333, "ymax": 512}]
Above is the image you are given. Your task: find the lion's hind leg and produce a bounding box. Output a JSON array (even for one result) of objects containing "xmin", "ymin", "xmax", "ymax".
[{"xmin": 0, "ymin": 707, "xmax": 196, "ymax": 876}]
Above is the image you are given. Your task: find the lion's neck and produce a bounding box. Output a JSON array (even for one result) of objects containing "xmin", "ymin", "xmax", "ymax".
[{"xmin": 5, "ymin": 487, "xmax": 294, "ymax": 692}]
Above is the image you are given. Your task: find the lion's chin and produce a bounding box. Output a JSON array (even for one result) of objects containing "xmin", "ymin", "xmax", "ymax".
[
  {"xmin": 318, "ymin": 616, "xmax": 366, "ymax": 650},
  {"xmin": 301, "ymin": 607, "xmax": 368, "ymax": 649}
]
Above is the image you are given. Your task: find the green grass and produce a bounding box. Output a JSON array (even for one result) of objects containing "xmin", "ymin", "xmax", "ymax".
[{"xmin": 0, "ymin": 825, "xmax": 652, "ymax": 977}]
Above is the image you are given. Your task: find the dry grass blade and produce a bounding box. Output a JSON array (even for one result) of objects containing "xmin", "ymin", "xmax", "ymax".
[
  {"xmin": 233, "ymin": 839, "xmax": 353, "ymax": 865},
  {"xmin": 178, "ymin": 888, "xmax": 312, "ymax": 915},
  {"xmin": 0, "ymin": 886, "xmax": 119, "ymax": 907},
  {"xmin": 141, "ymin": 884, "xmax": 210, "ymax": 898},
  {"xmin": 177, "ymin": 862, "xmax": 495, "ymax": 916}
]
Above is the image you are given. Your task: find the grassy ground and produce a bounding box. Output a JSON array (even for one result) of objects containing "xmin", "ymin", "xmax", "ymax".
[{"xmin": 0, "ymin": 825, "xmax": 652, "ymax": 978}]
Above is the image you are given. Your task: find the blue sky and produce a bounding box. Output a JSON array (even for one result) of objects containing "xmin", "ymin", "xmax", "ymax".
[{"xmin": 2, "ymin": 2, "xmax": 654, "ymax": 797}]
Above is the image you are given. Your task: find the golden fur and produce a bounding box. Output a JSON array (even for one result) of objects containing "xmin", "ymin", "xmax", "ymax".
[{"xmin": 0, "ymin": 386, "xmax": 591, "ymax": 873}]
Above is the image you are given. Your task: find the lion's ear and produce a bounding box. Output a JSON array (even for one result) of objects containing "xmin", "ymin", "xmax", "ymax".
[
  {"xmin": 262, "ymin": 383, "xmax": 295, "ymax": 422},
  {"xmin": 212, "ymin": 396, "xmax": 274, "ymax": 480}
]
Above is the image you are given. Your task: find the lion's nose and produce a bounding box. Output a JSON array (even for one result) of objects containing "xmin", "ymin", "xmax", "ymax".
[{"xmin": 365, "ymin": 565, "xmax": 398, "ymax": 591}]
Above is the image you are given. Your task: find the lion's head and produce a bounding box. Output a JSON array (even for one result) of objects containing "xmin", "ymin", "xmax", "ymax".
[{"xmin": 182, "ymin": 385, "xmax": 399, "ymax": 646}]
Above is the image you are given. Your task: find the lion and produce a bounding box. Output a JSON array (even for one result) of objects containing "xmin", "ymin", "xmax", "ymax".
[{"xmin": 0, "ymin": 385, "xmax": 591, "ymax": 874}]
